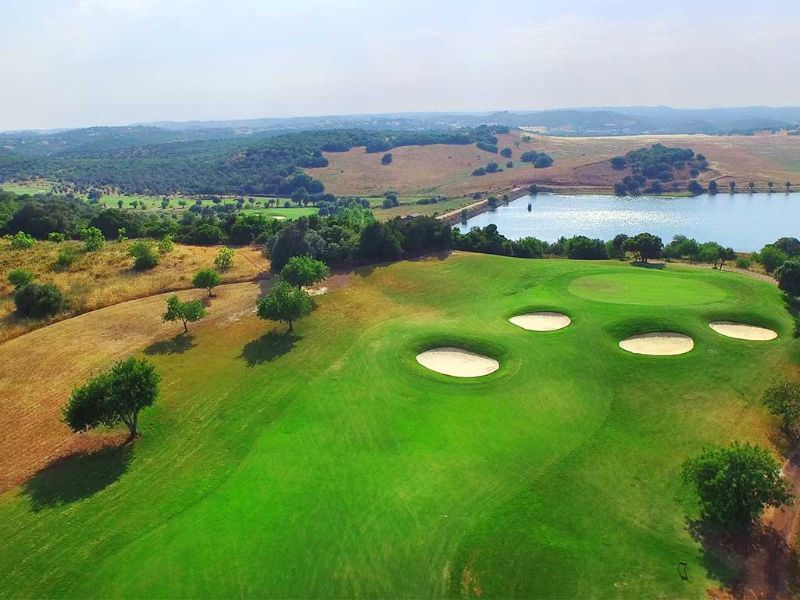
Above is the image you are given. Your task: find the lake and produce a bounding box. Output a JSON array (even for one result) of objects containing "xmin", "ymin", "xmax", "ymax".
[{"xmin": 458, "ymin": 193, "xmax": 800, "ymax": 251}]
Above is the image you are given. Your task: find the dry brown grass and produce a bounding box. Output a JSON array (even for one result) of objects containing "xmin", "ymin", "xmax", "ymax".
[
  {"xmin": 0, "ymin": 280, "xmax": 269, "ymax": 491},
  {"xmin": 310, "ymin": 131, "xmax": 800, "ymax": 197},
  {"xmin": 0, "ymin": 240, "xmax": 267, "ymax": 343}
]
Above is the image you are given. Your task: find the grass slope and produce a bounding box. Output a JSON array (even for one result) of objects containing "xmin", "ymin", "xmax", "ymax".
[{"xmin": 0, "ymin": 254, "xmax": 795, "ymax": 598}]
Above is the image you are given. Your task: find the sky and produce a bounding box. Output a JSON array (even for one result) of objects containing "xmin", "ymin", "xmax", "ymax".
[{"xmin": 1, "ymin": 0, "xmax": 799, "ymax": 130}]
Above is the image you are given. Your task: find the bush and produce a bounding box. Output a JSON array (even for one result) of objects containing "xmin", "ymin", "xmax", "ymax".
[
  {"xmin": 55, "ymin": 247, "xmax": 79, "ymax": 269},
  {"xmin": 359, "ymin": 222, "xmax": 402, "ymax": 260},
  {"xmin": 128, "ymin": 241, "xmax": 160, "ymax": 271},
  {"xmin": 9, "ymin": 231, "xmax": 36, "ymax": 250},
  {"xmin": 381, "ymin": 153, "xmax": 392, "ymax": 165},
  {"xmin": 763, "ymin": 380, "xmax": 800, "ymax": 438},
  {"xmin": 214, "ymin": 247, "xmax": 235, "ymax": 271},
  {"xmin": 471, "ymin": 167, "xmax": 486, "ymax": 177},
  {"xmin": 81, "ymin": 227, "xmax": 105, "ymax": 252},
  {"xmin": 14, "ymin": 282, "xmax": 64, "ymax": 318},
  {"xmin": 47, "ymin": 232, "xmax": 66, "ymax": 243},
  {"xmin": 158, "ymin": 234, "xmax": 175, "ymax": 254},
  {"xmin": 7, "ymin": 268, "xmax": 34, "ymax": 290},
  {"xmin": 759, "ymin": 245, "xmax": 788, "ymax": 273},
  {"xmin": 735, "ymin": 257, "xmax": 752, "ymax": 270}
]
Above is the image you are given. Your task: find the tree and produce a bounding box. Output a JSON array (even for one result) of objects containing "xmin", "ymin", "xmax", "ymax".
[
  {"xmin": 14, "ymin": 282, "xmax": 64, "ymax": 318},
  {"xmin": 256, "ymin": 280, "xmax": 314, "ymax": 332},
  {"xmin": 162, "ymin": 295, "xmax": 207, "ymax": 332},
  {"xmin": 776, "ymin": 259, "xmax": 800, "ymax": 296},
  {"xmin": 687, "ymin": 180, "xmax": 705, "ymax": 196},
  {"xmin": 214, "ymin": 247, "xmax": 235, "ymax": 271},
  {"xmin": 787, "ymin": 181, "xmax": 792, "ymax": 193},
  {"xmin": 610, "ymin": 156, "xmax": 627, "ymax": 170},
  {"xmin": 128, "ymin": 241, "xmax": 159, "ymax": 271},
  {"xmin": 117, "ymin": 199, "xmax": 124, "ymax": 209},
  {"xmin": 772, "ymin": 237, "xmax": 800, "ymax": 257},
  {"xmin": 7, "ymin": 268, "xmax": 34, "ymax": 290},
  {"xmin": 682, "ymin": 442, "xmax": 792, "ymax": 528},
  {"xmin": 748, "ymin": 181, "xmax": 756, "ymax": 193},
  {"xmin": 81, "ymin": 226, "xmax": 105, "ymax": 252},
  {"xmin": 729, "ymin": 181, "xmax": 736, "ymax": 193},
  {"xmin": 500, "ymin": 147, "xmax": 512, "ymax": 158},
  {"xmin": 763, "ymin": 380, "xmax": 800, "ymax": 438},
  {"xmin": 63, "ymin": 357, "xmax": 159, "ymax": 439},
  {"xmin": 606, "ymin": 233, "xmax": 629, "ymax": 260},
  {"xmin": 359, "ymin": 222, "xmax": 402, "ymax": 260},
  {"xmin": 381, "ymin": 153, "xmax": 393, "ymax": 165},
  {"xmin": 623, "ymin": 233, "xmax": 663, "ymax": 263},
  {"xmin": 192, "ymin": 268, "xmax": 221, "ymax": 296},
  {"xmin": 759, "ymin": 245, "xmax": 788, "ymax": 273},
  {"xmin": 768, "ymin": 181, "xmax": 775, "ymax": 192},
  {"xmin": 280, "ymin": 256, "xmax": 329, "ymax": 289},
  {"xmin": 708, "ymin": 180, "xmax": 719, "ymax": 195}
]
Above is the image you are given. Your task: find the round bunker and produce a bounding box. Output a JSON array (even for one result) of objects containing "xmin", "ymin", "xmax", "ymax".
[
  {"xmin": 415, "ymin": 347, "xmax": 499, "ymax": 378},
  {"xmin": 509, "ymin": 312, "xmax": 571, "ymax": 332},
  {"xmin": 619, "ymin": 332, "xmax": 694, "ymax": 356},
  {"xmin": 709, "ymin": 321, "xmax": 777, "ymax": 341}
]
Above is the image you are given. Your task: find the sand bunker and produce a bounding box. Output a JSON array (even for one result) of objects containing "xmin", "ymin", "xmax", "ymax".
[
  {"xmin": 619, "ymin": 332, "xmax": 694, "ymax": 356},
  {"xmin": 509, "ymin": 312, "xmax": 571, "ymax": 331},
  {"xmin": 709, "ymin": 321, "xmax": 777, "ymax": 341},
  {"xmin": 416, "ymin": 347, "xmax": 499, "ymax": 378}
]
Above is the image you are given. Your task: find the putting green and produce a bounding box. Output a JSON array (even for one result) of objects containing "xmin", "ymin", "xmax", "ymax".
[
  {"xmin": 0, "ymin": 255, "xmax": 792, "ymax": 599},
  {"xmin": 568, "ymin": 271, "xmax": 727, "ymax": 305}
]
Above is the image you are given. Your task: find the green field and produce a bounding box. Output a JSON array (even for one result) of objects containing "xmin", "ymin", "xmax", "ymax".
[{"xmin": 0, "ymin": 255, "xmax": 794, "ymax": 597}]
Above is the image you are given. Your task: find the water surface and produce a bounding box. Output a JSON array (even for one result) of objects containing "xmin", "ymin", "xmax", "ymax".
[{"xmin": 459, "ymin": 193, "xmax": 800, "ymax": 251}]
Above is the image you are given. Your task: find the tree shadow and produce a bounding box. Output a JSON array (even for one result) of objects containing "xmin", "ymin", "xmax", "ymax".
[
  {"xmin": 687, "ymin": 517, "xmax": 793, "ymax": 598},
  {"xmin": 22, "ymin": 443, "xmax": 134, "ymax": 512},
  {"xmin": 145, "ymin": 332, "xmax": 196, "ymax": 355},
  {"xmin": 629, "ymin": 260, "xmax": 666, "ymax": 270},
  {"xmin": 240, "ymin": 330, "xmax": 300, "ymax": 366}
]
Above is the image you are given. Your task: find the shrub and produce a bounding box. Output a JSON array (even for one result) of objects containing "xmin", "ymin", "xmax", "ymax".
[
  {"xmin": 81, "ymin": 227, "xmax": 105, "ymax": 252},
  {"xmin": 47, "ymin": 232, "xmax": 66, "ymax": 243},
  {"xmin": 471, "ymin": 167, "xmax": 486, "ymax": 177},
  {"xmin": 7, "ymin": 268, "xmax": 34, "ymax": 290},
  {"xmin": 14, "ymin": 282, "xmax": 64, "ymax": 318},
  {"xmin": 9, "ymin": 231, "xmax": 36, "ymax": 250},
  {"xmin": 214, "ymin": 246, "xmax": 235, "ymax": 271},
  {"xmin": 128, "ymin": 241, "xmax": 160, "ymax": 271},
  {"xmin": 381, "ymin": 153, "xmax": 393, "ymax": 165},
  {"xmin": 55, "ymin": 247, "xmax": 79, "ymax": 269},
  {"xmin": 158, "ymin": 234, "xmax": 175, "ymax": 254},
  {"xmin": 763, "ymin": 380, "xmax": 800, "ymax": 438},
  {"xmin": 759, "ymin": 245, "xmax": 788, "ymax": 273},
  {"xmin": 735, "ymin": 257, "xmax": 752, "ymax": 270}
]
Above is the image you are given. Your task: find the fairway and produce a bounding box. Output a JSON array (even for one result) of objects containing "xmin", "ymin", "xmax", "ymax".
[
  {"xmin": 0, "ymin": 254, "xmax": 793, "ymax": 598},
  {"xmin": 568, "ymin": 270, "xmax": 728, "ymax": 305}
]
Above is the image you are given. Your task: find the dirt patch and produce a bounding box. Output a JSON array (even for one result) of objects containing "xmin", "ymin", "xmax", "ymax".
[
  {"xmin": 416, "ymin": 347, "xmax": 499, "ymax": 378},
  {"xmin": 509, "ymin": 312, "xmax": 571, "ymax": 331},
  {"xmin": 619, "ymin": 332, "xmax": 694, "ymax": 355},
  {"xmin": 709, "ymin": 322, "xmax": 778, "ymax": 341}
]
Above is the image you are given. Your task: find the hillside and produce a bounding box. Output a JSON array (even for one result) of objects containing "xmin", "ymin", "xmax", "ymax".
[{"xmin": 310, "ymin": 131, "xmax": 800, "ymax": 196}]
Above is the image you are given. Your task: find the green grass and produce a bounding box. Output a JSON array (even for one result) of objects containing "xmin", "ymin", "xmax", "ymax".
[
  {"xmin": 0, "ymin": 181, "xmax": 54, "ymax": 195},
  {"xmin": 568, "ymin": 270, "xmax": 729, "ymax": 305},
  {"xmin": 0, "ymin": 255, "xmax": 796, "ymax": 598}
]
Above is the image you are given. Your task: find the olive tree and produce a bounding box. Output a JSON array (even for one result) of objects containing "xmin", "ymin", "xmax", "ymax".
[
  {"xmin": 162, "ymin": 295, "xmax": 207, "ymax": 332},
  {"xmin": 214, "ymin": 246, "xmax": 235, "ymax": 271},
  {"xmin": 256, "ymin": 280, "xmax": 314, "ymax": 332},
  {"xmin": 192, "ymin": 268, "xmax": 221, "ymax": 296},
  {"xmin": 280, "ymin": 255, "xmax": 329, "ymax": 289},
  {"xmin": 682, "ymin": 442, "xmax": 792, "ymax": 528},
  {"xmin": 63, "ymin": 357, "xmax": 159, "ymax": 439}
]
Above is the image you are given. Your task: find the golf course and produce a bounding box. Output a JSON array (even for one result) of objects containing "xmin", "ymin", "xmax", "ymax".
[{"xmin": 0, "ymin": 252, "xmax": 795, "ymax": 598}]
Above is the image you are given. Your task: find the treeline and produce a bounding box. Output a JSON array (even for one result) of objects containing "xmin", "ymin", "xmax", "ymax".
[
  {"xmin": 612, "ymin": 144, "xmax": 709, "ymax": 195},
  {"xmin": 0, "ymin": 126, "xmax": 509, "ymax": 197}
]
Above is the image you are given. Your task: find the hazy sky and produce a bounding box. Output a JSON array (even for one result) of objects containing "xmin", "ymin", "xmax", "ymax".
[{"xmin": 1, "ymin": 0, "xmax": 799, "ymax": 130}]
